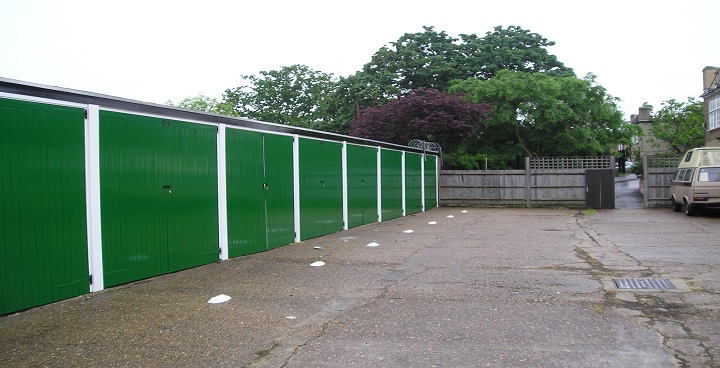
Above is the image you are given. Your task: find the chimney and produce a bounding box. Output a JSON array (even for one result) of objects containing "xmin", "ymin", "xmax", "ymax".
[
  {"xmin": 703, "ymin": 66, "xmax": 719, "ymax": 91},
  {"xmin": 638, "ymin": 106, "xmax": 651, "ymax": 122}
]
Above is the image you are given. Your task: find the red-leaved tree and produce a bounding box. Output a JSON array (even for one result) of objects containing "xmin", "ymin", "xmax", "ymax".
[{"xmin": 348, "ymin": 88, "xmax": 489, "ymax": 150}]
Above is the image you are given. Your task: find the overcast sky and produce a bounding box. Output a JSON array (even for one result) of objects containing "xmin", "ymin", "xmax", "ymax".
[{"xmin": 1, "ymin": 0, "xmax": 717, "ymax": 120}]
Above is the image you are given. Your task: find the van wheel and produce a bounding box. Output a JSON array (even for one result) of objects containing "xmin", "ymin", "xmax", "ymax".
[
  {"xmin": 685, "ymin": 203, "xmax": 697, "ymax": 216},
  {"xmin": 671, "ymin": 199, "xmax": 682, "ymax": 212}
]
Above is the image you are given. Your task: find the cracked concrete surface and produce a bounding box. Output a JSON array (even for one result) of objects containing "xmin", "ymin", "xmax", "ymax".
[
  {"xmin": 1, "ymin": 207, "xmax": 719, "ymax": 367},
  {"xmin": 575, "ymin": 210, "xmax": 720, "ymax": 367}
]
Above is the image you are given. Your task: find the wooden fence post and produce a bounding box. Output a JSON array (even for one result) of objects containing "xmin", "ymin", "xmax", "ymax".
[{"xmin": 525, "ymin": 157, "xmax": 531, "ymax": 208}]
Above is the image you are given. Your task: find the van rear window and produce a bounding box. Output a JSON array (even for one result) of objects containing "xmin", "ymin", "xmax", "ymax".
[{"xmin": 698, "ymin": 168, "xmax": 720, "ymax": 182}]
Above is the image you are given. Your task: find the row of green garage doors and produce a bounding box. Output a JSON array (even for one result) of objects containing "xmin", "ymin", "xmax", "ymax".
[{"xmin": 0, "ymin": 97, "xmax": 438, "ymax": 315}]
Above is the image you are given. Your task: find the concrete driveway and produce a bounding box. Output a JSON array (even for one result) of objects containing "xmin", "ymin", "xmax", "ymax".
[{"xmin": 1, "ymin": 207, "xmax": 719, "ymax": 367}]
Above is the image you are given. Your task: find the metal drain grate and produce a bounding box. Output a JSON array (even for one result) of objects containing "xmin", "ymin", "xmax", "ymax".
[{"xmin": 614, "ymin": 278, "xmax": 676, "ymax": 290}]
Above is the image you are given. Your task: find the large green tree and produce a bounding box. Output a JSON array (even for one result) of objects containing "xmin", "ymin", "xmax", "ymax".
[
  {"xmin": 360, "ymin": 25, "xmax": 574, "ymax": 95},
  {"xmin": 647, "ymin": 98, "xmax": 705, "ymax": 154},
  {"xmin": 217, "ymin": 64, "xmax": 338, "ymax": 129},
  {"xmin": 450, "ymin": 70, "xmax": 633, "ymax": 157},
  {"xmin": 362, "ymin": 26, "xmax": 468, "ymax": 94},
  {"xmin": 458, "ymin": 25, "xmax": 574, "ymax": 79},
  {"xmin": 329, "ymin": 25, "xmax": 573, "ymax": 133}
]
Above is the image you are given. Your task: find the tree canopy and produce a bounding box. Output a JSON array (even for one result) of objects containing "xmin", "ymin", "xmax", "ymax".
[
  {"xmin": 458, "ymin": 26, "xmax": 574, "ymax": 79},
  {"xmin": 334, "ymin": 25, "xmax": 575, "ymax": 129},
  {"xmin": 362, "ymin": 26, "xmax": 468, "ymax": 94},
  {"xmin": 349, "ymin": 88, "xmax": 490, "ymax": 150},
  {"xmin": 172, "ymin": 25, "xmax": 638, "ymax": 168},
  {"xmin": 647, "ymin": 98, "xmax": 705, "ymax": 154},
  {"xmin": 217, "ymin": 64, "xmax": 337, "ymax": 129},
  {"xmin": 450, "ymin": 70, "xmax": 633, "ymax": 157}
]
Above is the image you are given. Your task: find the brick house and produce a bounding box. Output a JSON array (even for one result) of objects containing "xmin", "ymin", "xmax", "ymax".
[
  {"xmin": 702, "ymin": 66, "xmax": 720, "ymax": 147},
  {"xmin": 629, "ymin": 105, "xmax": 673, "ymax": 158}
]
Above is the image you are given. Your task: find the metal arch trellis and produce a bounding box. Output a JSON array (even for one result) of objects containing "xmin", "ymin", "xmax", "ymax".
[{"xmin": 408, "ymin": 139, "xmax": 441, "ymax": 153}]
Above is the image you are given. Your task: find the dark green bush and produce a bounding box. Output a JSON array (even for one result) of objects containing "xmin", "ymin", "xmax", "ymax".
[{"xmin": 442, "ymin": 152, "xmax": 514, "ymax": 170}]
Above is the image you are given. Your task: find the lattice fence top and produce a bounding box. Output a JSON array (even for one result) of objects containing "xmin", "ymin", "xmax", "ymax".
[
  {"xmin": 530, "ymin": 156, "xmax": 612, "ymax": 169},
  {"xmin": 646, "ymin": 155, "xmax": 682, "ymax": 168}
]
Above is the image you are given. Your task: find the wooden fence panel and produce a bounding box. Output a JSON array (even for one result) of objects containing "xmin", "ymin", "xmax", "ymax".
[
  {"xmin": 531, "ymin": 170, "xmax": 586, "ymax": 206},
  {"xmin": 642, "ymin": 155, "xmax": 682, "ymax": 208},
  {"xmin": 440, "ymin": 157, "xmax": 615, "ymax": 208},
  {"xmin": 440, "ymin": 169, "xmax": 588, "ymax": 207},
  {"xmin": 440, "ymin": 170, "xmax": 527, "ymax": 206}
]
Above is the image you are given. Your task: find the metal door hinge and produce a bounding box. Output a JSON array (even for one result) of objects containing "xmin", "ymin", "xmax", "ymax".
[
  {"xmin": 89, "ymin": 274, "xmax": 93, "ymax": 284},
  {"xmin": 84, "ymin": 109, "xmax": 88, "ymax": 119}
]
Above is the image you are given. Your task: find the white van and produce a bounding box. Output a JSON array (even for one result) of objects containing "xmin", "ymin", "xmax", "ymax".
[{"xmin": 670, "ymin": 147, "xmax": 720, "ymax": 215}]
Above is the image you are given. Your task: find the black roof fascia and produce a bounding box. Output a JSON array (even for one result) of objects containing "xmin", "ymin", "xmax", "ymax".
[{"xmin": 0, "ymin": 77, "xmax": 431, "ymax": 155}]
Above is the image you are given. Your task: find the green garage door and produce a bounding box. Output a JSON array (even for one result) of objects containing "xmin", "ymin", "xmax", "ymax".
[
  {"xmin": 424, "ymin": 155, "xmax": 438, "ymax": 209},
  {"xmin": 100, "ymin": 111, "xmax": 218, "ymax": 287},
  {"xmin": 405, "ymin": 152, "xmax": 423, "ymax": 215},
  {"xmin": 299, "ymin": 138, "xmax": 343, "ymax": 240},
  {"xmin": 380, "ymin": 149, "xmax": 403, "ymax": 220},
  {"xmin": 347, "ymin": 144, "xmax": 378, "ymax": 227},
  {"xmin": 226, "ymin": 130, "xmax": 295, "ymax": 257},
  {"xmin": 347, "ymin": 144, "xmax": 378, "ymax": 228},
  {"xmin": 1, "ymin": 98, "xmax": 89, "ymax": 315}
]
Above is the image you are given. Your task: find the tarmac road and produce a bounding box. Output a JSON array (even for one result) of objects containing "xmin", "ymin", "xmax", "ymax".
[
  {"xmin": 615, "ymin": 174, "xmax": 643, "ymax": 209},
  {"xmin": 1, "ymin": 207, "xmax": 719, "ymax": 367}
]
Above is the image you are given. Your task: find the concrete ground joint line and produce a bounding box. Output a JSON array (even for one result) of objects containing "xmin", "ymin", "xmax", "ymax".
[
  {"xmin": 642, "ymin": 317, "xmax": 693, "ymax": 367},
  {"xmin": 689, "ymin": 221, "xmax": 715, "ymax": 233},
  {"xmin": 672, "ymin": 310, "xmax": 718, "ymax": 365},
  {"xmin": 596, "ymin": 293, "xmax": 687, "ymax": 366},
  {"xmin": 577, "ymin": 226, "xmax": 647, "ymax": 273},
  {"xmin": 682, "ymin": 328, "xmax": 717, "ymax": 365},
  {"xmin": 651, "ymin": 315, "xmax": 713, "ymax": 367},
  {"xmin": 606, "ymin": 292, "xmax": 717, "ymax": 367},
  {"xmin": 583, "ymin": 230, "xmax": 603, "ymax": 248},
  {"xmin": 590, "ymin": 232, "xmax": 644, "ymax": 269},
  {"xmin": 573, "ymin": 216, "xmax": 590, "ymax": 230},
  {"xmin": 573, "ymin": 246, "xmax": 614, "ymax": 277},
  {"xmin": 279, "ymin": 319, "xmax": 335, "ymax": 368}
]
